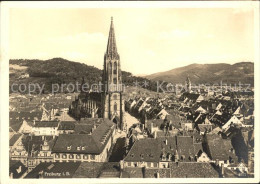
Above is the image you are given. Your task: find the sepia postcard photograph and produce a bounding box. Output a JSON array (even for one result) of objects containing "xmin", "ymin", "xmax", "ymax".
[{"xmin": 0, "ymin": 1, "xmax": 259, "ymax": 183}]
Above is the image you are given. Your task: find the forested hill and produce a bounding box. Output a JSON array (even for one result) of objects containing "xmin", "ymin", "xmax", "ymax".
[
  {"xmin": 9, "ymin": 58, "xmax": 159, "ymax": 93},
  {"xmin": 145, "ymin": 62, "xmax": 254, "ymax": 86},
  {"xmin": 9, "ymin": 58, "xmax": 254, "ymax": 94}
]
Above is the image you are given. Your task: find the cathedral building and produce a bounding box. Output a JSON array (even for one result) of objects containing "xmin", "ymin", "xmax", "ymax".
[{"xmin": 69, "ymin": 17, "xmax": 125, "ymax": 130}]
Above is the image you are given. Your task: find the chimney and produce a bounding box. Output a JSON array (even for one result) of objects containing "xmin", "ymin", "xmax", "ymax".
[
  {"xmin": 221, "ymin": 163, "xmax": 225, "ymax": 177},
  {"xmin": 175, "ymin": 150, "xmax": 179, "ymax": 162},
  {"xmin": 39, "ymin": 170, "xmax": 44, "ymax": 179},
  {"xmin": 154, "ymin": 131, "xmax": 157, "ymax": 139},
  {"xmin": 151, "ymin": 123, "xmax": 153, "ymax": 134},
  {"xmin": 165, "ymin": 139, "xmax": 168, "ymax": 145},
  {"xmin": 91, "ymin": 110, "xmax": 95, "ymax": 118},
  {"xmin": 119, "ymin": 160, "xmax": 124, "ymax": 171},
  {"xmin": 141, "ymin": 124, "xmax": 144, "ymax": 131}
]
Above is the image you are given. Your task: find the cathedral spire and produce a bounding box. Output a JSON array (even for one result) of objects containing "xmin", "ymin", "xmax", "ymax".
[
  {"xmin": 106, "ymin": 17, "xmax": 118, "ymax": 59},
  {"xmin": 186, "ymin": 75, "xmax": 191, "ymax": 93}
]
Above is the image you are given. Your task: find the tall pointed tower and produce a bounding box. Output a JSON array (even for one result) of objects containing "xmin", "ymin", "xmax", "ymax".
[
  {"xmin": 186, "ymin": 75, "xmax": 191, "ymax": 93},
  {"xmin": 102, "ymin": 17, "xmax": 125, "ymax": 130}
]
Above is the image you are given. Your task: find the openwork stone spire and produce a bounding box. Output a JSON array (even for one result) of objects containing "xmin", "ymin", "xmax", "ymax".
[{"xmin": 106, "ymin": 17, "xmax": 119, "ymax": 59}]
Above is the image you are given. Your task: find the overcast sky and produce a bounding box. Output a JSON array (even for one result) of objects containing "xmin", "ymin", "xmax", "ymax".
[{"xmin": 10, "ymin": 8, "xmax": 254, "ymax": 75}]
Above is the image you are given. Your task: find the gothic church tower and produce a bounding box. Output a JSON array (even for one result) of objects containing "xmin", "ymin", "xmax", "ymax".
[
  {"xmin": 186, "ymin": 75, "xmax": 191, "ymax": 93},
  {"xmin": 102, "ymin": 17, "xmax": 125, "ymax": 130}
]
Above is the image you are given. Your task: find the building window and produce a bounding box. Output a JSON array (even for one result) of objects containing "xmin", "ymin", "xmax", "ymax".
[
  {"xmin": 114, "ymin": 62, "xmax": 117, "ymax": 74},
  {"xmin": 113, "ymin": 94, "xmax": 117, "ymax": 100},
  {"xmin": 114, "ymin": 62, "xmax": 117, "ymax": 71},
  {"xmin": 69, "ymin": 154, "xmax": 73, "ymax": 159},
  {"xmin": 113, "ymin": 77, "xmax": 117, "ymax": 84},
  {"xmin": 114, "ymin": 103, "xmax": 117, "ymax": 111},
  {"xmin": 109, "ymin": 62, "xmax": 112, "ymax": 75},
  {"xmin": 90, "ymin": 155, "xmax": 95, "ymax": 160},
  {"xmin": 76, "ymin": 154, "xmax": 81, "ymax": 159},
  {"xmin": 62, "ymin": 154, "xmax": 67, "ymax": 159},
  {"xmin": 84, "ymin": 155, "xmax": 88, "ymax": 160}
]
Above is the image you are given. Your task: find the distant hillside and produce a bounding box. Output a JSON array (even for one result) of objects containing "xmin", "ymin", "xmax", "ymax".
[
  {"xmin": 9, "ymin": 58, "xmax": 158, "ymax": 93},
  {"xmin": 145, "ymin": 62, "xmax": 254, "ymax": 86}
]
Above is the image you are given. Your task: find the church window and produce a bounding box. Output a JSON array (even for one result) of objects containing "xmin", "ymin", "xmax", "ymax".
[
  {"xmin": 109, "ymin": 62, "xmax": 113, "ymax": 75},
  {"xmin": 113, "ymin": 62, "xmax": 117, "ymax": 74},
  {"xmin": 114, "ymin": 103, "xmax": 117, "ymax": 111},
  {"xmin": 113, "ymin": 94, "xmax": 117, "ymax": 100},
  {"xmin": 113, "ymin": 77, "xmax": 117, "ymax": 84}
]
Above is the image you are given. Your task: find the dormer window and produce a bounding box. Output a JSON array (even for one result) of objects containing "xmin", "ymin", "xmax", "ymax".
[
  {"xmin": 67, "ymin": 146, "xmax": 71, "ymax": 150},
  {"xmin": 168, "ymin": 154, "xmax": 172, "ymax": 161},
  {"xmin": 140, "ymin": 154, "xmax": 144, "ymax": 159},
  {"xmin": 77, "ymin": 146, "xmax": 81, "ymax": 151},
  {"xmin": 229, "ymin": 148, "xmax": 234, "ymax": 153},
  {"xmin": 162, "ymin": 154, "xmax": 166, "ymax": 161},
  {"xmin": 82, "ymin": 146, "xmax": 85, "ymax": 150},
  {"xmin": 181, "ymin": 155, "xmax": 185, "ymax": 161}
]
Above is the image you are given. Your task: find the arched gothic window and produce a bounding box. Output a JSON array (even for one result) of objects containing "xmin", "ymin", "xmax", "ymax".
[
  {"xmin": 113, "ymin": 77, "xmax": 117, "ymax": 84},
  {"xmin": 113, "ymin": 62, "xmax": 117, "ymax": 74},
  {"xmin": 114, "ymin": 102, "xmax": 117, "ymax": 111},
  {"xmin": 109, "ymin": 62, "xmax": 113, "ymax": 75}
]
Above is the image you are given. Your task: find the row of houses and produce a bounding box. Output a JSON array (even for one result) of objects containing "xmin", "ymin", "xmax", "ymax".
[
  {"xmin": 123, "ymin": 90, "xmax": 254, "ymax": 178},
  {"xmin": 9, "ymin": 118, "xmax": 116, "ymax": 177}
]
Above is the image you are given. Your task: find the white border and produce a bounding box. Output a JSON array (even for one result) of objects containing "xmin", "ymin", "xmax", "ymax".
[{"xmin": 1, "ymin": 1, "xmax": 259, "ymax": 184}]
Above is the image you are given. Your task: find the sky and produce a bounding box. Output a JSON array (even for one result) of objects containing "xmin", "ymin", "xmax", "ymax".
[{"xmin": 10, "ymin": 8, "xmax": 254, "ymax": 75}]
